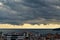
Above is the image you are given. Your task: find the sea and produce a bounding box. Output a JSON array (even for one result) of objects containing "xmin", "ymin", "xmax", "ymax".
[{"xmin": 0, "ymin": 29, "xmax": 60, "ymax": 34}]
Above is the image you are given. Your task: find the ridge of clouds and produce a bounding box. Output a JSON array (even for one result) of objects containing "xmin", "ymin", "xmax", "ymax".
[{"xmin": 0, "ymin": 24, "xmax": 60, "ymax": 29}]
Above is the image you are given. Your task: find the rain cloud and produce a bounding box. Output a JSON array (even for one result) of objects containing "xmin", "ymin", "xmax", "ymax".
[{"xmin": 0, "ymin": 0, "xmax": 60, "ymax": 25}]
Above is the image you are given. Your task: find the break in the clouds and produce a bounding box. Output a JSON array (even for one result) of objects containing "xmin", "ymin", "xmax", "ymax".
[{"xmin": 0, "ymin": 0, "xmax": 60, "ymax": 25}]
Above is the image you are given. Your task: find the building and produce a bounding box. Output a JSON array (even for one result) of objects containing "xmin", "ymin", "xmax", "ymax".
[
  {"xmin": 54, "ymin": 33, "xmax": 60, "ymax": 40},
  {"xmin": 46, "ymin": 33, "xmax": 54, "ymax": 40}
]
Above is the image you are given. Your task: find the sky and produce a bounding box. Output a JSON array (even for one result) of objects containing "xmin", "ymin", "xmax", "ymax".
[{"xmin": 0, "ymin": 0, "xmax": 60, "ymax": 28}]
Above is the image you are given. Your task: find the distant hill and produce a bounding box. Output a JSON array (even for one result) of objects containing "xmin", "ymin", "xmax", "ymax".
[{"xmin": 53, "ymin": 28, "xmax": 60, "ymax": 31}]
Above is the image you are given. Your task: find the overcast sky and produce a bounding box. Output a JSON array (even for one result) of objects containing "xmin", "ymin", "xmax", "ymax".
[{"xmin": 0, "ymin": 0, "xmax": 60, "ymax": 25}]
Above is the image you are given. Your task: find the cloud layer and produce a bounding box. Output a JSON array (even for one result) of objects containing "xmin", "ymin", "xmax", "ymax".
[
  {"xmin": 0, "ymin": 24, "xmax": 60, "ymax": 29},
  {"xmin": 0, "ymin": 0, "xmax": 60, "ymax": 24}
]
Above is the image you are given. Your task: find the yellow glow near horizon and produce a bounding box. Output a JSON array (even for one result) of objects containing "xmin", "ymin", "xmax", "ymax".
[{"xmin": 0, "ymin": 24, "xmax": 60, "ymax": 29}]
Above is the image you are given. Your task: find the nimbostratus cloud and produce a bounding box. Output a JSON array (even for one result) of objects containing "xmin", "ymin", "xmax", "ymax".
[{"xmin": 0, "ymin": 0, "xmax": 60, "ymax": 25}]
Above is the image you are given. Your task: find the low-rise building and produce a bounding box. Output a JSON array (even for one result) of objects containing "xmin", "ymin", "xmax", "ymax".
[{"xmin": 54, "ymin": 33, "xmax": 60, "ymax": 40}]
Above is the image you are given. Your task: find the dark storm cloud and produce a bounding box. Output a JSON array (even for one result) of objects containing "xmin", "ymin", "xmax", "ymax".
[{"xmin": 0, "ymin": 0, "xmax": 60, "ymax": 24}]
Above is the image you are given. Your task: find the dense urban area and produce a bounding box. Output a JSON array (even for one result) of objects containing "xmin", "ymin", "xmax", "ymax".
[{"xmin": 0, "ymin": 31, "xmax": 60, "ymax": 40}]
